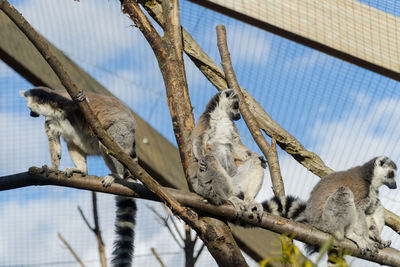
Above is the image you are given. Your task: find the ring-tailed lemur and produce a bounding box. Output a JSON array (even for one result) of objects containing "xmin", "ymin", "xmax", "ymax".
[
  {"xmin": 262, "ymin": 156, "xmax": 397, "ymax": 254},
  {"xmin": 21, "ymin": 87, "xmax": 137, "ymax": 266},
  {"xmin": 190, "ymin": 89, "xmax": 267, "ymax": 220}
]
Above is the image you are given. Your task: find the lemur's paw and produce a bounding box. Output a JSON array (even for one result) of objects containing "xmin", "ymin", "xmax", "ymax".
[
  {"xmin": 228, "ymin": 197, "xmax": 247, "ymax": 219},
  {"xmin": 247, "ymin": 202, "xmax": 264, "ymax": 222},
  {"xmin": 374, "ymin": 240, "xmax": 391, "ymax": 249},
  {"xmin": 41, "ymin": 165, "xmax": 59, "ymax": 174},
  {"xmin": 64, "ymin": 168, "xmax": 87, "ymax": 177},
  {"xmin": 102, "ymin": 175, "xmax": 115, "ymax": 188},
  {"xmin": 258, "ymin": 156, "xmax": 267, "ymax": 169}
]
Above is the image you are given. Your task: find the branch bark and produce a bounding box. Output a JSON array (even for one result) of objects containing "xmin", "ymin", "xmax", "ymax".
[
  {"xmin": 2, "ymin": 170, "xmax": 400, "ymax": 266},
  {"xmin": 136, "ymin": 0, "xmax": 400, "ymax": 235},
  {"xmin": 216, "ymin": 24, "xmax": 285, "ymax": 198},
  {"xmin": 0, "ymin": 2, "xmax": 247, "ymax": 266}
]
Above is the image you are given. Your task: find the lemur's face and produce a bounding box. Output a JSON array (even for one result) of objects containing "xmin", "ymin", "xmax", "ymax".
[
  {"xmin": 19, "ymin": 89, "xmax": 57, "ymax": 118},
  {"xmin": 373, "ymin": 156, "xmax": 397, "ymax": 189},
  {"xmin": 221, "ymin": 89, "xmax": 240, "ymax": 121}
]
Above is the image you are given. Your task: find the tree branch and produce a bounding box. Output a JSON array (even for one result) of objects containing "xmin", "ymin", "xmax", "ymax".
[
  {"xmin": 78, "ymin": 206, "xmax": 95, "ymax": 232},
  {"xmin": 58, "ymin": 232, "xmax": 86, "ymax": 267},
  {"xmin": 1, "ymin": 170, "xmax": 400, "ymax": 266},
  {"xmin": 151, "ymin": 247, "xmax": 166, "ymax": 267},
  {"xmin": 150, "ymin": 206, "xmax": 184, "ymax": 248},
  {"xmin": 137, "ymin": 0, "xmax": 400, "ymax": 234},
  {"xmin": 91, "ymin": 192, "xmax": 107, "ymax": 267},
  {"xmin": 216, "ymin": 24, "xmax": 285, "ymax": 198}
]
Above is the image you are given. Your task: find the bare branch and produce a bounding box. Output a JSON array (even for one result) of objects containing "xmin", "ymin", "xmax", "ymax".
[
  {"xmin": 216, "ymin": 24, "xmax": 285, "ymax": 198},
  {"xmin": 150, "ymin": 206, "xmax": 184, "ymax": 248},
  {"xmin": 2, "ymin": 170, "xmax": 400, "ymax": 266},
  {"xmin": 58, "ymin": 232, "xmax": 86, "ymax": 267},
  {"xmin": 120, "ymin": 0, "xmax": 194, "ymax": 190},
  {"xmin": 151, "ymin": 247, "xmax": 166, "ymax": 267},
  {"xmin": 91, "ymin": 192, "xmax": 107, "ymax": 267},
  {"xmin": 137, "ymin": 0, "xmax": 400, "ymax": 235},
  {"xmin": 194, "ymin": 243, "xmax": 206, "ymax": 264},
  {"xmin": 78, "ymin": 206, "xmax": 94, "ymax": 231}
]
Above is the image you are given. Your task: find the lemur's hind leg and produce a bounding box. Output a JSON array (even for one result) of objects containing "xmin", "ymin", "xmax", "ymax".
[
  {"xmin": 64, "ymin": 143, "xmax": 88, "ymax": 177},
  {"xmin": 231, "ymin": 155, "xmax": 265, "ymax": 221},
  {"xmin": 194, "ymin": 155, "xmax": 247, "ymax": 218},
  {"xmin": 367, "ymin": 204, "xmax": 391, "ymax": 249},
  {"xmin": 100, "ymin": 122, "xmax": 134, "ymax": 187},
  {"xmin": 320, "ymin": 187, "xmax": 377, "ymax": 254}
]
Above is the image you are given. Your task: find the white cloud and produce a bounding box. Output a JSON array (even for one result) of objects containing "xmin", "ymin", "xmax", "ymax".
[{"xmin": 14, "ymin": 0, "xmax": 141, "ymax": 65}]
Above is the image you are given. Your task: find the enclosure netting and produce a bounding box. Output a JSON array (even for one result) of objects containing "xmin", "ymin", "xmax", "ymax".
[{"xmin": 0, "ymin": 0, "xmax": 399, "ymax": 266}]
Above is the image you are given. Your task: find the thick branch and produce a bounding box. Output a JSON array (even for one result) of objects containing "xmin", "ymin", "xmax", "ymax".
[
  {"xmin": 216, "ymin": 24, "xmax": 285, "ymax": 198},
  {"xmin": 137, "ymin": 0, "xmax": 400, "ymax": 234},
  {"xmin": 120, "ymin": 1, "xmax": 194, "ymax": 188},
  {"xmin": 1, "ymin": 170, "xmax": 400, "ymax": 266}
]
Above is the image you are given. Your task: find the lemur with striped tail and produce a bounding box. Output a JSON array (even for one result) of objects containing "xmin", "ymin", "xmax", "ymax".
[
  {"xmin": 21, "ymin": 87, "xmax": 137, "ymax": 266},
  {"xmin": 262, "ymin": 156, "xmax": 397, "ymax": 254}
]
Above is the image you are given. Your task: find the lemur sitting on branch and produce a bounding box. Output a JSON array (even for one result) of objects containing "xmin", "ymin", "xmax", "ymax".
[
  {"xmin": 262, "ymin": 156, "xmax": 397, "ymax": 254},
  {"xmin": 190, "ymin": 89, "xmax": 267, "ymax": 221}
]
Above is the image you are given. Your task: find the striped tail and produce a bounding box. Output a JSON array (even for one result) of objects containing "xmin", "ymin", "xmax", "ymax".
[
  {"xmin": 262, "ymin": 195, "xmax": 307, "ymax": 222},
  {"xmin": 111, "ymin": 196, "xmax": 137, "ymax": 267}
]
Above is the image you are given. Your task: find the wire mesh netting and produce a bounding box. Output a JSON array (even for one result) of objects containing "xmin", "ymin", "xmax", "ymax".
[{"xmin": 0, "ymin": 0, "xmax": 400, "ymax": 266}]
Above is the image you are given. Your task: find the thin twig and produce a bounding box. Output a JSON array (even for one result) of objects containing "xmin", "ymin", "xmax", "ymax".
[
  {"xmin": 77, "ymin": 193, "xmax": 107, "ymax": 267},
  {"xmin": 216, "ymin": 24, "xmax": 285, "ymax": 198},
  {"xmin": 58, "ymin": 233, "xmax": 86, "ymax": 267},
  {"xmin": 151, "ymin": 247, "xmax": 166, "ymax": 267},
  {"xmin": 78, "ymin": 206, "xmax": 94, "ymax": 231},
  {"xmin": 91, "ymin": 192, "xmax": 107, "ymax": 267},
  {"xmin": 194, "ymin": 243, "xmax": 206, "ymax": 264},
  {"xmin": 149, "ymin": 206, "xmax": 184, "ymax": 248}
]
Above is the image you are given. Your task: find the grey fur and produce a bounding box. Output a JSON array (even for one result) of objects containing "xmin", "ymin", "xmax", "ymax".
[
  {"xmin": 190, "ymin": 89, "xmax": 266, "ymax": 220},
  {"xmin": 21, "ymin": 87, "xmax": 137, "ymax": 266},
  {"xmin": 262, "ymin": 156, "xmax": 397, "ymax": 254}
]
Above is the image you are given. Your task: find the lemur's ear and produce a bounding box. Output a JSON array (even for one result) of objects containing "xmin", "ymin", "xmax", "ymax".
[{"xmin": 19, "ymin": 90, "xmax": 26, "ymax": 98}]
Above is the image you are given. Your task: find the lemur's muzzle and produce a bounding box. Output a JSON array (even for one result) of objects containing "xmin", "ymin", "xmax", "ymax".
[
  {"xmin": 30, "ymin": 111, "xmax": 40, "ymax": 117},
  {"xmin": 232, "ymin": 113, "xmax": 241, "ymax": 121},
  {"xmin": 384, "ymin": 180, "xmax": 397, "ymax": 189}
]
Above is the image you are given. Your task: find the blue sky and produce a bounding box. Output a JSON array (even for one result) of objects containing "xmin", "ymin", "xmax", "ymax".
[{"xmin": 1, "ymin": 0, "xmax": 400, "ymax": 266}]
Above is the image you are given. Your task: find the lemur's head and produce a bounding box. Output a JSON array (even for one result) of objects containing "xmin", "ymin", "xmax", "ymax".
[
  {"xmin": 218, "ymin": 89, "xmax": 241, "ymax": 121},
  {"xmin": 20, "ymin": 87, "xmax": 71, "ymax": 118},
  {"xmin": 366, "ymin": 156, "xmax": 397, "ymax": 189}
]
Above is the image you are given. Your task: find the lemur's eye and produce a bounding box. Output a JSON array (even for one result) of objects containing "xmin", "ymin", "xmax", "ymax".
[
  {"xmin": 233, "ymin": 102, "xmax": 239, "ymax": 109},
  {"xmin": 388, "ymin": 170, "xmax": 395, "ymax": 178},
  {"xmin": 225, "ymin": 91, "xmax": 231, "ymax": 97},
  {"xmin": 379, "ymin": 160, "xmax": 385, "ymax": 166}
]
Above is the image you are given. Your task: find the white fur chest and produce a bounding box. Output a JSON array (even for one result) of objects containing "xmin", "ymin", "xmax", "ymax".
[
  {"xmin": 208, "ymin": 116, "xmax": 235, "ymax": 147},
  {"xmin": 47, "ymin": 117, "xmax": 100, "ymax": 155}
]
